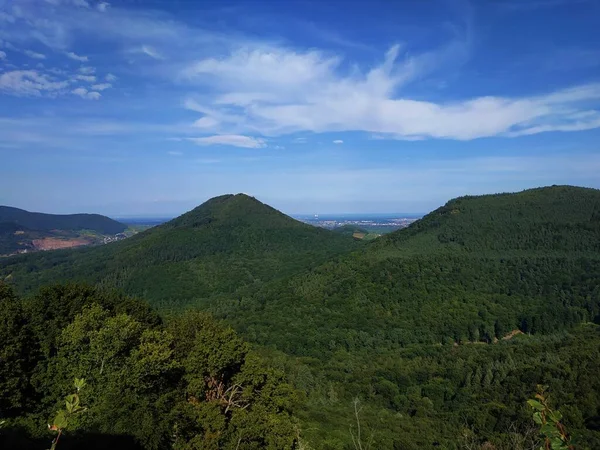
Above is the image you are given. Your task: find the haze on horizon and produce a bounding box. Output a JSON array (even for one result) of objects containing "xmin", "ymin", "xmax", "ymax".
[{"xmin": 1, "ymin": 0, "xmax": 599, "ymax": 216}]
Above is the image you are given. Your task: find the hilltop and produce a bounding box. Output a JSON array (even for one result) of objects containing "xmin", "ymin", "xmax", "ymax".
[
  {"xmin": 377, "ymin": 185, "xmax": 600, "ymax": 255},
  {"xmin": 0, "ymin": 194, "xmax": 359, "ymax": 310},
  {"xmin": 0, "ymin": 206, "xmax": 127, "ymax": 256}
]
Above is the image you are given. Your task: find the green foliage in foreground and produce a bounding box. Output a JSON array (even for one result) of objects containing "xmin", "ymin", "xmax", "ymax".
[
  {"xmin": 258, "ymin": 324, "xmax": 600, "ymax": 449},
  {"xmin": 528, "ymin": 385, "xmax": 574, "ymax": 450},
  {"xmin": 0, "ymin": 283, "xmax": 297, "ymax": 449}
]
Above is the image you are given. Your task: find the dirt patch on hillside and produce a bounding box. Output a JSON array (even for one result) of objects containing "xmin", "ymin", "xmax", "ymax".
[
  {"xmin": 502, "ymin": 329, "xmax": 524, "ymax": 340},
  {"xmin": 32, "ymin": 237, "xmax": 91, "ymax": 251}
]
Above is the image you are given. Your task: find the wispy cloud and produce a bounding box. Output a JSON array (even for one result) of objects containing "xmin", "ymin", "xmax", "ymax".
[
  {"xmin": 185, "ymin": 135, "xmax": 267, "ymax": 148},
  {"xmin": 333, "ymin": 139, "xmax": 343, "ymax": 144},
  {"xmin": 65, "ymin": 51, "xmax": 88, "ymax": 62},
  {"xmin": 105, "ymin": 73, "xmax": 117, "ymax": 82},
  {"xmin": 0, "ymin": 50, "xmax": 5, "ymax": 60},
  {"xmin": 195, "ymin": 158, "xmax": 222, "ymax": 164},
  {"xmin": 168, "ymin": 150, "xmax": 182, "ymax": 156},
  {"xmin": 74, "ymin": 74, "xmax": 96, "ymax": 82},
  {"xmin": 71, "ymin": 87, "xmax": 100, "ymax": 100},
  {"xmin": 0, "ymin": 70, "xmax": 69, "ymax": 96},
  {"xmin": 24, "ymin": 49, "xmax": 46, "ymax": 59},
  {"xmin": 180, "ymin": 43, "xmax": 600, "ymax": 140},
  {"xmin": 97, "ymin": 2, "xmax": 110, "ymax": 12},
  {"xmin": 137, "ymin": 45, "xmax": 164, "ymax": 60},
  {"xmin": 91, "ymin": 83, "xmax": 111, "ymax": 91},
  {"xmin": 78, "ymin": 66, "xmax": 95, "ymax": 74}
]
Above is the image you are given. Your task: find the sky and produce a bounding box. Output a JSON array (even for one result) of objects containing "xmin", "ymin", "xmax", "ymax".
[{"xmin": 1, "ymin": 0, "xmax": 599, "ymax": 216}]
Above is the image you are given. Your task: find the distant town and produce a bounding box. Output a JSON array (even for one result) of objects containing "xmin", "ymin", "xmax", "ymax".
[{"xmin": 295, "ymin": 214, "xmax": 421, "ymax": 234}]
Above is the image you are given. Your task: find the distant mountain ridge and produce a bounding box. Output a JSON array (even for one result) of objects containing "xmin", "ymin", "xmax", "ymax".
[
  {"xmin": 0, "ymin": 206, "xmax": 127, "ymax": 256},
  {"xmin": 0, "ymin": 206, "xmax": 126, "ymax": 234}
]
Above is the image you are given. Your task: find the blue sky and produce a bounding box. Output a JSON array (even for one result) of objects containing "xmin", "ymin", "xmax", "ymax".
[{"xmin": 1, "ymin": 0, "xmax": 599, "ymax": 216}]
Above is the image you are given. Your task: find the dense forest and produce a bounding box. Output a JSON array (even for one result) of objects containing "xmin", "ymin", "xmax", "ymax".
[
  {"xmin": 2, "ymin": 186, "xmax": 600, "ymax": 448},
  {"xmin": 0, "ymin": 194, "xmax": 359, "ymax": 302},
  {"xmin": 0, "ymin": 283, "xmax": 297, "ymax": 449}
]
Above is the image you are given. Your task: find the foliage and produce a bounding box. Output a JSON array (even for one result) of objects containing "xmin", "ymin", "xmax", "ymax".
[
  {"xmin": 0, "ymin": 283, "xmax": 297, "ymax": 449},
  {"xmin": 48, "ymin": 378, "xmax": 87, "ymax": 450},
  {"xmin": 2, "ymin": 186, "xmax": 600, "ymax": 448},
  {"xmin": 528, "ymin": 385, "xmax": 573, "ymax": 450}
]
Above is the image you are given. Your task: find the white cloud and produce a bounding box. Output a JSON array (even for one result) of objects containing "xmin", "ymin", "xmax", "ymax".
[
  {"xmin": 78, "ymin": 66, "xmax": 95, "ymax": 74},
  {"xmin": 24, "ymin": 49, "xmax": 46, "ymax": 59},
  {"xmin": 168, "ymin": 150, "xmax": 182, "ymax": 156},
  {"xmin": 0, "ymin": 50, "xmax": 5, "ymax": 60},
  {"xmin": 182, "ymin": 45, "xmax": 600, "ymax": 140},
  {"xmin": 333, "ymin": 139, "xmax": 343, "ymax": 144},
  {"xmin": 91, "ymin": 83, "xmax": 111, "ymax": 91},
  {"xmin": 97, "ymin": 2, "xmax": 110, "ymax": 12},
  {"xmin": 0, "ymin": 70, "xmax": 69, "ymax": 96},
  {"xmin": 65, "ymin": 51, "xmax": 88, "ymax": 62},
  {"xmin": 71, "ymin": 87, "xmax": 100, "ymax": 100},
  {"xmin": 185, "ymin": 135, "xmax": 266, "ymax": 148},
  {"xmin": 74, "ymin": 74, "xmax": 96, "ymax": 82},
  {"xmin": 137, "ymin": 45, "xmax": 164, "ymax": 60},
  {"xmin": 43, "ymin": 0, "xmax": 90, "ymax": 7},
  {"xmin": 105, "ymin": 73, "xmax": 117, "ymax": 82}
]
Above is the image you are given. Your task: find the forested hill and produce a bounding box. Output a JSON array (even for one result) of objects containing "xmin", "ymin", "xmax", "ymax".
[
  {"xmin": 220, "ymin": 185, "xmax": 600, "ymax": 352},
  {"xmin": 202, "ymin": 185, "xmax": 600, "ymax": 447},
  {"xmin": 373, "ymin": 185, "xmax": 600, "ymax": 255},
  {"xmin": 0, "ymin": 206, "xmax": 127, "ymax": 234},
  {"xmin": 0, "ymin": 194, "xmax": 359, "ymax": 308}
]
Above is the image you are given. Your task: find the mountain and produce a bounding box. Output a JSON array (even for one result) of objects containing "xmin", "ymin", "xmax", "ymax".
[
  {"xmin": 377, "ymin": 184, "xmax": 600, "ymax": 255},
  {"xmin": 201, "ymin": 185, "xmax": 600, "ymax": 447},
  {"xmin": 2, "ymin": 186, "xmax": 600, "ymax": 448},
  {"xmin": 0, "ymin": 206, "xmax": 127, "ymax": 234},
  {"xmin": 216, "ymin": 185, "xmax": 600, "ymax": 351},
  {"xmin": 0, "ymin": 194, "xmax": 359, "ymax": 310},
  {"xmin": 0, "ymin": 206, "xmax": 127, "ymax": 256}
]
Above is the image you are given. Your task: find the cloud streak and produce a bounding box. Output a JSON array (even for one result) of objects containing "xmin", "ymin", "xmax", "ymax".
[
  {"xmin": 182, "ymin": 45, "xmax": 600, "ymax": 140},
  {"xmin": 66, "ymin": 51, "xmax": 88, "ymax": 61},
  {"xmin": 185, "ymin": 135, "xmax": 267, "ymax": 148}
]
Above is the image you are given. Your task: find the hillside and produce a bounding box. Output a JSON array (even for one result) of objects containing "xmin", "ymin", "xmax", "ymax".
[
  {"xmin": 0, "ymin": 206, "xmax": 127, "ymax": 234},
  {"xmin": 376, "ymin": 185, "xmax": 600, "ymax": 255},
  {"xmin": 201, "ymin": 186, "xmax": 600, "ymax": 447},
  {"xmin": 0, "ymin": 206, "xmax": 127, "ymax": 256},
  {"xmin": 0, "ymin": 194, "xmax": 359, "ymax": 309},
  {"xmin": 212, "ymin": 185, "xmax": 600, "ymax": 348}
]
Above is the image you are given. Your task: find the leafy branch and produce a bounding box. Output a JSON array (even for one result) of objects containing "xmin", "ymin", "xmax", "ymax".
[
  {"xmin": 48, "ymin": 378, "xmax": 87, "ymax": 450},
  {"xmin": 528, "ymin": 385, "xmax": 573, "ymax": 450}
]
